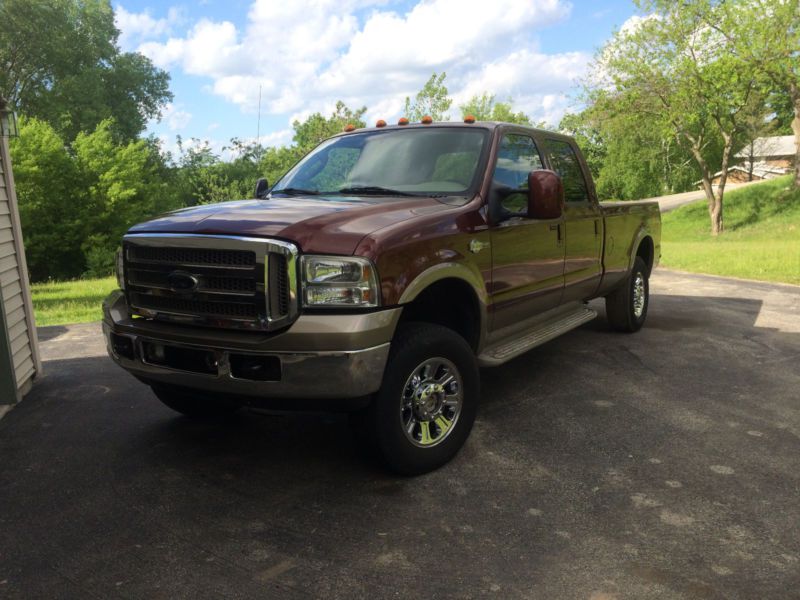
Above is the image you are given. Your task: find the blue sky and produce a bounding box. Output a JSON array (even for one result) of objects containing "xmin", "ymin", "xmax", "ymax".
[{"xmin": 114, "ymin": 0, "xmax": 640, "ymax": 157}]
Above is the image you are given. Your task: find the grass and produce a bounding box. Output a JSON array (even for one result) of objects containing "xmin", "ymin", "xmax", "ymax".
[
  {"xmin": 31, "ymin": 276, "xmax": 117, "ymax": 327},
  {"xmin": 660, "ymin": 176, "xmax": 800, "ymax": 285}
]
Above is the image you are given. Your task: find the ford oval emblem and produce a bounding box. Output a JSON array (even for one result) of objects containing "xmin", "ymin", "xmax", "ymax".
[{"xmin": 167, "ymin": 271, "xmax": 199, "ymax": 293}]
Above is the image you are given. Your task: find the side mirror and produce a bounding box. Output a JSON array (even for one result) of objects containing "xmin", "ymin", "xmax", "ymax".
[
  {"xmin": 254, "ymin": 178, "xmax": 270, "ymax": 199},
  {"xmin": 528, "ymin": 170, "xmax": 563, "ymax": 219}
]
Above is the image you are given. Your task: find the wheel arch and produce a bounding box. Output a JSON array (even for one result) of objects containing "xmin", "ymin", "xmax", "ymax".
[{"xmin": 397, "ymin": 264, "xmax": 488, "ymax": 352}]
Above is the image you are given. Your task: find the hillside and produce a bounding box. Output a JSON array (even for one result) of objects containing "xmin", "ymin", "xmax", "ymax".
[{"xmin": 660, "ymin": 176, "xmax": 800, "ymax": 285}]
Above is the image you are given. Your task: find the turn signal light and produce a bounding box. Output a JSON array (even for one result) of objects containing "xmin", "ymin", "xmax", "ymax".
[
  {"xmin": 398, "ymin": 117, "xmax": 409, "ymax": 126},
  {"xmin": 421, "ymin": 115, "xmax": 433, "ymax": 124},
  {"xmin": 464, "ymin": 115, "xmax": 476, "ymax": 123}
]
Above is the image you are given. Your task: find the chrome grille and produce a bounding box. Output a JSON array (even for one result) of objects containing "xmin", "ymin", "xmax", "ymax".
[{"xmin": 123, "ymin": 234, "xmax": 298, "ymax": 331}]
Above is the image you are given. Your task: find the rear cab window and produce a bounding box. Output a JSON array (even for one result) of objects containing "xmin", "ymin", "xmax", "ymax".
[{"xmin": 545, "ymin": 139, "xmax": 590, "ymax": 203}]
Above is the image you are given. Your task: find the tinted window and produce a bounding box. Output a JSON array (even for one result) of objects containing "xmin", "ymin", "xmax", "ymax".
[
  {"xmin": 546, "ymin": 139, "xmax": 589, "ymax": 202},
  {"xmin": 493, "ymin": 134, "xmax": 543, "ymax": 215}
]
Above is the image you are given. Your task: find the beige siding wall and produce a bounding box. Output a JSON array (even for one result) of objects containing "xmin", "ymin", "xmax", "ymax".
[{"xmin": 0, "ymin": 137, "xmax": 39, "ymax": 400}]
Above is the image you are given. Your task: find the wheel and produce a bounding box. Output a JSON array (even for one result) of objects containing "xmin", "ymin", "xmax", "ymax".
[
  {"xmin": 605, "ymin": 256, "xmax": 649, "ymax": 332},
  {"xmin": 351, "ymin": 322, "xmax": 479, "ymax": 475},
  {"xmin": 151, "ymin": 384, "xmax": 242, "ymax": 418}
]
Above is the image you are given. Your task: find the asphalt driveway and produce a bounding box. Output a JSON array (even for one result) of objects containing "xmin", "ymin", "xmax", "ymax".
[{"xmin": 1, "ymin": 269, "xmax": 799, "ymax": 599}]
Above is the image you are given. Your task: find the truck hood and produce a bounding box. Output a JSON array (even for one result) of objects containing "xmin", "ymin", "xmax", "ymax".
[{"xmin": 128, "ymin": 195, "xmax": 458, "ymax": 255}]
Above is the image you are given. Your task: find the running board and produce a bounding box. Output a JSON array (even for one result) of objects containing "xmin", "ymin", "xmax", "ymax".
[{"xmin": 478, "ymin": 306, "xmax": 597, "ymax": 367}]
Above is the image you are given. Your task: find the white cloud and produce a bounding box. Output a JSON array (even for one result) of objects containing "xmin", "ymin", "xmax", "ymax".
[
  {"xmin": 137, "ymin": 0, "xmax": 587, "ymax": 130},
  {"xmin": 161, "ymin": 103, "xmax": 192, "ymax": 131},
  {"xmin": 115, "ymin": 4, "xmax": 183, "ymax": 51}
]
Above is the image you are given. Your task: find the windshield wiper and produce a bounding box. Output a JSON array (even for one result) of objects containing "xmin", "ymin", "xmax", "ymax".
[
  {"xmin": 271, "ymin": 187, "xmax": 320, "ymax": 196},
  {"xmin": 335, "ymin": 186, "xmax": 417, "ymax": 197}
]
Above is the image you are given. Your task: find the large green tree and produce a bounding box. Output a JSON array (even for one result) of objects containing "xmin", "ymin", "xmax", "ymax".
[
  {"xmin": 594, "ymin": 0, "xmax": 766, "ymax": 234},
  {"xmin": 700, "ymin": 0, "xmax": 800, "ymax": 188},
  {"xmin": 459, "ymin": 93, "xmax": 537, "ymax": 126},
  {"xmin": 404, "ymin": 72, "xmax": 452, "ymax": 122},
  {"xmin": 0, "ymin": 0, "xmax": 171, "ymax": 141},
  {"xmin": 10, "ymin": 118, "xmax": 177, "ymax": 280}
]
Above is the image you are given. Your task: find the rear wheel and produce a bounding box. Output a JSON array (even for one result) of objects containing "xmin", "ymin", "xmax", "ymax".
[
  {"xmin": 605, "ymin": 256, "xmax": 649, "ymax": 332},
  {"xmin": 151, "ymin": 385, "xmax": 242, "ymax": 418},
  {"xmin": 351, "ymin": 322, "xmax": 479, "ymax": 475}
]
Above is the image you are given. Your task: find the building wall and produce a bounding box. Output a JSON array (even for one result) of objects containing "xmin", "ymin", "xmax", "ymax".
[{"xmin": 0, "ymin": 135, "xmax": 40, "ymax": 403}]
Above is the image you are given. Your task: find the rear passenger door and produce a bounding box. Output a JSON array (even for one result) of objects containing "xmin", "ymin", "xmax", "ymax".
[{"xmin": 545, "ymin": 139, "xmax": 603, "ymax": 302}]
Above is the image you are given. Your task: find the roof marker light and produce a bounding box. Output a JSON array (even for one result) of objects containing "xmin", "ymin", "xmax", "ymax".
[
  {"xmin": 343, "ymin": 123, "xmax": 356, "ymax": 132},
  {"xmin": 398, "ymin": 117, "xmax": 409, "ymax": 126},
  {"xmin": 464, "ymin": 115, "xmax": 476, "ymax": 124},
  {"xmin": 376, "ymin": 119, "xmax": 387, "ymax": 128},
  {"xmin": 421, "ymin": 115, "xmax": 433, "ymax": 124}
]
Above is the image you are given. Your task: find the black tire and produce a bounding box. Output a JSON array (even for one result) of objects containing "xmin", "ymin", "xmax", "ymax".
[
  {"xmin": 151, "ymin": 384, "xmax": 242, "ymax": 418},
  {"xmin": 351, "ymin": 322, "xmax": 479, "ymax": 475},
  {"xmin": 605, "ymin": 256, "xmax": 649, "ymax": 333}
]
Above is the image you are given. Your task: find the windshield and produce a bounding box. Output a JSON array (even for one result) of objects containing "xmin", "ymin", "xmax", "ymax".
[{"xmin": 272, "ymin": 127, "xmax": 489, "ymax": 197}]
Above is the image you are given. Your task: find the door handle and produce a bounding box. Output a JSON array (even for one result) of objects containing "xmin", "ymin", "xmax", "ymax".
[
  {"xmin": 594, "ymin": 219, "xmax": 600, "ymax": 236},
  {"xmin": 549, "ymin": 223, "xmax": 562, "ymax": 242}
]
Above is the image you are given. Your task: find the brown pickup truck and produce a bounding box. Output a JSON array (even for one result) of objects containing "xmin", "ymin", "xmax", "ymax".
[{"xmin": 103, "ymin": 120, "xmax": 660, "ymax": 474}]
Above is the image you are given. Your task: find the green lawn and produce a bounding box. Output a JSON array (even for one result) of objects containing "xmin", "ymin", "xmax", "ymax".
[
  {"xmin": 31, "ymin": 276, "xmax": 117, "ymax": 327},
  {"xmin": 660, "ymin": 176, "xmax": 800, "ymax": 285}
]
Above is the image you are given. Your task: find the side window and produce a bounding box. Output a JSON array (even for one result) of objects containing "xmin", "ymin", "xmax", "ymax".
[
  {"xmin": 546, "ymin": 139, "xmax": 589, "ymax": 202},
  {"xmin": 493, "ymin": 134, "xmax": 543, "ymax": 215}
]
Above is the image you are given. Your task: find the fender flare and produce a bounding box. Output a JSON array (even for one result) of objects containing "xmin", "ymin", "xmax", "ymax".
[
  {"xmin": 397, "ymin": 262, "xmax": 490, "ymax": 351},
  {"xmin": 628, "ymin": 227, "xmax": 654, "ymax": 273}
]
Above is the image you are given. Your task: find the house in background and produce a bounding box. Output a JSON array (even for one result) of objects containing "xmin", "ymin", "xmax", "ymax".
[
  {"xmin": 706, "ymin": 135, "xmax": 796, "ymax": 186},
  {"xmin": 0, "ymin": 100, "xmax": 41, "ymax": 409},
  {"xmin": 732, "ymin": 135, "xmax": 796, "ymax": 182}
]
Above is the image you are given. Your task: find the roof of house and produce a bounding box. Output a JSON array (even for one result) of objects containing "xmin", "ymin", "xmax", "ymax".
[
  {"xmin": 736, "ymin": 135, "xmax": 796, "ymax": 158},
  {"xmin": 697, "ymin": 163, "xmax": 789, "ymax": 184}
]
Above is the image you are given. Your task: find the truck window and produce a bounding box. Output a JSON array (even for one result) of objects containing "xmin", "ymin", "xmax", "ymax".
[
  {"xmin": 493, "ymin": 134, "xmax": 543, "ymax": 215},
  {"xmin": 545, "ymin": 139, "xmax": 589, "ymax": 202}
]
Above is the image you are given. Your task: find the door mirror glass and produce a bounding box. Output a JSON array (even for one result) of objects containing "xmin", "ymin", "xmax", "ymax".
[
  {"xmin": 527, "ymin": 170, "xmax": 563, "ymax": 219},
  {"xmin": 255, "ymin": 178, "xmax": 270, "ymax": 199}
]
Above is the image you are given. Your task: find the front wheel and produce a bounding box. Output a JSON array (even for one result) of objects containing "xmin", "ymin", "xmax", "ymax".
[
  {"xmin": 351, "ymin": 323, "xmax": 479, "ymax": 475},
  {"xmin": 605, "ymin": 256, "xmax": 650, "ymax": 332}
]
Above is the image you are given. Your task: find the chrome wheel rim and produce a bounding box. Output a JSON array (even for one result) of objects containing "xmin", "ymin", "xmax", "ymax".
[
  {"xmin": 400, "ymin": 357, "xmax": 463, "ymax": 448},
  {"xmin": 633, "ymin": 273, "xmax": 646, "ymax": 318}
]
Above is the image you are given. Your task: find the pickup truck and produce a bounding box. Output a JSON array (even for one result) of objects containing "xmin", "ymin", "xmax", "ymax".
[{"xmin": 103, "ymin": 119, "xmax": 661, "ymax": 474}]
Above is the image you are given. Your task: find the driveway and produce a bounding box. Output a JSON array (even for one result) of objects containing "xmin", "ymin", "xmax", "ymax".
[
  {"xmin": 647, "ymin": 181, "xmax": 761, "ymax": 213},
  {"xmin": 1, "ymin": 269, "xmax": 799, "ymax": 599}
]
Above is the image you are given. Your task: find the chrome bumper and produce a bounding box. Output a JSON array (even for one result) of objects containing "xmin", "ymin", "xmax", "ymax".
[{"xmin": 102, "ymin": 290, "xmax": 397, "ymax": 399}]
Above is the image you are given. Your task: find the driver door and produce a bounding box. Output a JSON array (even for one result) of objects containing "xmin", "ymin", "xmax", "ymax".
[{"xmin": 488, "ymin": 132, "xmax": 566, "ymax": 333}]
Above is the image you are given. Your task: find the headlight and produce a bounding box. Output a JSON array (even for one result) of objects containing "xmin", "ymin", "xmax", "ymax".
[
  {"xmin": 115, "ymin": 248, "xmax": 126, "ymax": 290},
  {"xmin": 300, "ymin": 255, "xmax": 379, "ymax": 308}
]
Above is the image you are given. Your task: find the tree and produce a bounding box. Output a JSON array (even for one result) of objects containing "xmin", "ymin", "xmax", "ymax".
[
  {"xmin": 0, "ymin": 0, "xmax": 172, "ymax": 141},
  {"xmin": 10, "ymin": 117, "xmax": 177, "ymax": 280},
  {"xmin": 404, "ymin": 72, "xmax": 452, "ymax": 121},
  {"xmin": 701, "ymin": 0, "xmax": 800, "ymax": 188},
  {"xmin": 594, "ymin": 0, "xmax": 765, "ymax": 234},
  {"xmin": 459, "ymin": 93, "xmax": 534, "ymax": 125},
  {"xmin": 292, "ymin": 101, "xmax": 367, "ymax": 152}
]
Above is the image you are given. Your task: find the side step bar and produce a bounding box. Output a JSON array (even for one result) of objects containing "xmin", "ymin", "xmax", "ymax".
[{"xmin": 478, "ymin": 306, "xmax": 597, "ymax": 367}]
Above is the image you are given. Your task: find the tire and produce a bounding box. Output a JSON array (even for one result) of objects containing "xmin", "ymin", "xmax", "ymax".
[
  {"xmin": 605, "ymin": 256, "xmax": 649, "ymax": 333},
  {"xmin": 151, "ymin": 384, "xmax": 242, "ymax": 418},
  {"xmin": 351, "ymin": 322, "xmax": 479, "ymax": 475}
]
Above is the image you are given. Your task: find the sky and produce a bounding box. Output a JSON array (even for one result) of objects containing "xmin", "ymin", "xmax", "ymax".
[{"xmin": 113, "ymin": 0, "xmax": 641, "ymax": 157}]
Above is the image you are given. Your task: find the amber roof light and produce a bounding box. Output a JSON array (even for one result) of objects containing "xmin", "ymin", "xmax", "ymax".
[
  {"xmin": 376, "ymin": 119, "xmax": 387, "ymax": 128},
  {"xmin": 398, "ymin": 117, "xmax": 409, "ymax": 126},
  {"xmin": 421, "ymin": 115, "xmax": 433, "ymax": 124},
  {"xmin": 464, "ymin": 115, "xmax": 476, "ymax": 124},
  {"xmin": 343, "ymin": 123, "xmax": 356, "ymax": 132}
]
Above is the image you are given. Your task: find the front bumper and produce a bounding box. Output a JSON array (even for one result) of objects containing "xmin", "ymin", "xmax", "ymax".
[{"xmin": 102, "ymin": 290, "xmax": 398, "ymax": 400}]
